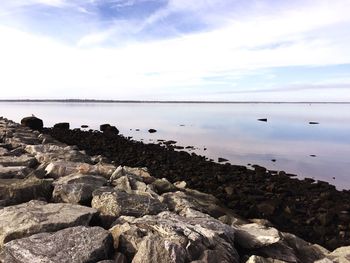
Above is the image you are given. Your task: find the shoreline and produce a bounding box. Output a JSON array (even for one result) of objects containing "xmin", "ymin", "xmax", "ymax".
[{"xmin": 0, "ymin": 116, "xmax": 349, "ymax": 262}]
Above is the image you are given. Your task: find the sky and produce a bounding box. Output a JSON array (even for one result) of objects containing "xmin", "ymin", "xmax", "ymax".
[{"xmin": 0, "ymin": 0, "xmax": 350, "ymax": 101}]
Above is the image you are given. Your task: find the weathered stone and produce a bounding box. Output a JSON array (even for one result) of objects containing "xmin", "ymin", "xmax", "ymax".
[
  {"xmin": 92, "ymin": 188, "xmax": 167, "ymax": 226},
  {"xmin": 2, "ymin": 226, "xmax": 113, "ymax": 263},
  {"xmin": 0, "ymin": 200, "xmax": 97, "ymax": 248},
  {"xmin": 0, "ymin": 154, "xmax": 37, "ymax": 167},
  {"xmin": 52, "ymin": 173, "xmax": 108, "ymax": 204},
  {"xmin": 151, "ymin": 178, "xmax": 177, "ymax": 194},
  {"xmin": 53, "ymin": 122, "xmax": 70, "ymax": 129},
  {"xmin": 0, "ymin": 147, "xmax": 8, "ymax": 156},
  {"xmin": 245, "ymin": 255, "xmax": 287, "ymax": 263},
  {"xmin": 233, "ymin": 223, "xmax": 281, "ymax": 249},
  {"xmin": 0, "ymin": 165, "xmax": 32, "ymax": 179},
  {"xmin": 320, "ymin": 245, "xmax": 350, "ymax": 262},
  {"xmin": 20, "ymin": 116, "xmax": 43, "ymax": 130},
  {"xmin": 174, "ymin": 181, "xmax": 187, "ymax": 189},
  {"xmin": 45, "ymin": 160, "xmax": 115, "ymax": 179},
  {"xmin": 109, "ymin": 166, "xmax": 155, "ymax": 184},
  {"xmin": 110, "ymin": 211, "xmax": 239, "ymax": 263},
  {"xmin": 0, "ymin": 177, "xmax": 53, "ymax": 206}
]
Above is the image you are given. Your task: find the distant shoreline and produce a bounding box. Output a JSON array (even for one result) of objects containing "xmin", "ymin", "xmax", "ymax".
[{"xmin": 0, "ymin": 99, "xmax": 350, "ymax": 104}]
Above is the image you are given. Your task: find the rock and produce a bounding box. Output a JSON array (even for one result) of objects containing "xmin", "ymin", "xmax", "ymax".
[
  {"xmin": 53, "ymin": 122, "xmax": 70, "ymax": 129},
  {"xmin": 92, "ymin": 187, "xmax": 167, "ymax": 226},
  {"xmin": 45, "ymin": 160, "xmax": 115, "ymax": 179},
  {"xmin": 81, "ymin": 125, "xmax": 89, "ymax": 128},
  {"xmin": 174, "ymin": 181, "xmax": 187, "ymax": 189},
  {"xmin": 52, "ymin": 173, "xmax": 108, "ymax": 205},
  {"xmin": 148, "ymin": 129, "xmax": 157, "ymax": 133},
  {"xmin": 110, "ymin": 211, "xmax": 239, "ymax": 262},
  {"xmin": 0, "ymin": 200, "xmax": 97, "ymax": 248},
  {"xmin": 233, "ymin": 223, "xmax": 281, "ymax": 249},
  {"xmin": 100, "ymin": 124, "xmax": 119, "ymax": 134},
  {"xmin": 245, "ymin": 255, "xmax": 287, "ymax": 262},
  {"xmin": 109, "ymin": 165, "xmax": 155, "ymax": 184},
  {"xmin": 0, "ymin": 154, "xmax": 37, "ymax": 167},
  {"xmin": 151, "ymin": 178, "xmax": 177, "ymax": 194},
  {"xmin": 0, "ymin": 165, "xmax": 32, "ymax": 179},
  {"xmin": 309, "ymin": 122, "xmax": 319, "ymax": 124},
  {"xmin": 218, "ymin": 157, "xmax": 228, "ymax": 163},
  {"xmin": 323, "ymin": 245, "xmax": 350, "ymax": 262},
  {"xmin": 2, "ymin": 226, "xmax": 113, "ymax": 263},
  {"xmin": 258, "ymin": 118, "xmax": 268, "ymax": 122},
  {"xmin": 0, "ymin": 177, "xmax": 53, "ymax": 206},
  {"xmin": 100, "ymin": 124, "xmax": 111, "ymax": 132},
  {"xmin": 20, "ymin": 116, "xmax": 43, "ymax": 130}
]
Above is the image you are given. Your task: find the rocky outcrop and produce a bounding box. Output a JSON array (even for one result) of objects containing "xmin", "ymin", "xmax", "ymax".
[
  {"xmin": 20, "ymin": 116, "xmax": 43, "ymax": 130},
  {"xmin": 110, "ymin": 210, "xmax": 239, "ymax": 263},
  {"xmin": 0, "ymin": 200, "xmax": 97, "ymax": 248},
  {"xmin": 2, "ymin": 226, "xmax": 113, "ymax": 263}
]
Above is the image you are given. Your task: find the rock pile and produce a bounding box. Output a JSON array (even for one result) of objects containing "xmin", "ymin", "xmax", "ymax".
[{"xmin": 0, "ymin": 116, "xmax": 349, "ymax": 262}]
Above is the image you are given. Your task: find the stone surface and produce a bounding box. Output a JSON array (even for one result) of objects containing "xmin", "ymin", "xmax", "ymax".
[
  {"xmin": 92, "ymin": 187, "xmax": 167, "ymax": 226},
  {"xmin": 110, "ymin": 211, "xmax": 239, "ymax": 263},
  {"xmin": 53, "ymin": 122, "xmax": 70, "ymax": 129},
  {"xmin": 52, "ymin": 173, "xmax": 108, "ymax": 204},
  {"xmin": 0, "ymin": 200, "xmax": 97, "ymax": 248},
  {"xmin": 0, "ymin": 165, "xmax": 32, "ymax": 179},
  {"xmin": 245, "ymin": 255, "xmax": 287, "ymax": 263},
  {"xmin": 2, "ymin": 226, "xmax": 113, "ymax": 263},
  {"xmin": 151, "ymin": 178, "xmax": 177, "ymax": 194},
  {"xmin": 0, "ymin": 155, "xmax": 37, "ymax": 168},
  {"xmin": 0, "ymin": 177, "xmax": 53, "ymax": 206},
  {"xmin": 20, "ymin": 116, "xmax": 43, "ymax": 130}
]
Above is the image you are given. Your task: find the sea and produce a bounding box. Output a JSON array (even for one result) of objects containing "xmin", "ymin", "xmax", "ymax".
[{"xmin": 1, "ymin": 102, "xmax": 349, "ymax": 190}]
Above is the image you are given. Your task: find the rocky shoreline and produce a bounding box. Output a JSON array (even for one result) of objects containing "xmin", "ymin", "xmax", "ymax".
[{"xmin": 0, "ymin": 116, "xmax": 349, "ymax": 262}]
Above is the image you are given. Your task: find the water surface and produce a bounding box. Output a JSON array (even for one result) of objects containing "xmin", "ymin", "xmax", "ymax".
[{"xmin": 1, "ymin": 102, "xmax": 349, "ymax": 189}]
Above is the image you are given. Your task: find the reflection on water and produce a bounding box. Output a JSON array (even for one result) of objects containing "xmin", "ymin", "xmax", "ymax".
[{"xmin": 1, "ymin": 102, "xmax": 349, "ymax": 189}]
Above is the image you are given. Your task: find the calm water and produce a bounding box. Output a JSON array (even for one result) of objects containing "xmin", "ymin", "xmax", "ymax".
[{"xmin": 1, "ymin": 102, "xmax": 350, "ymax": 189}]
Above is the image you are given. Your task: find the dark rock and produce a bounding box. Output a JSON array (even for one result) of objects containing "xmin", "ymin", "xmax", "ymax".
[
  {"xmin": 271, "ymin": 159, "xmax": 276, "ymax": 162},
  {"xmin": 81, "ymin": 125, "xmax": 89, "ymax": 128},
  {"xmin": 20, "ymin": 116, "xmax": 43, "ymax": 130},
  {"xmin": 53, "ymin": 122, "xmax": 70, "ymax": 129},
  {"xmin": 148, "ymin": 129, "xmax": 157, "ymax": 133},
  {"xmin": 258, "ymin": 118, "xmax": 268, "ymax": 122},
  {"xmin": 100, "ymin": 124, "xmax": 111, "ymax": 132},
  {"xmin": 218, "ymin": 157, "xmax": 228, "ymax": 163},
  {"xmin": 2, "ymin": 226, "xmax": 113, "ymax": 263},
  {"xmin": 309, "ymin": 122, "xmax": 319, "ymax": 124}
]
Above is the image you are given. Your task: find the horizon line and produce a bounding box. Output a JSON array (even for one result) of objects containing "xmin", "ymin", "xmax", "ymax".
[{"xmin": 0, "ymin": 99, "xmax": 350, "ymax": 104}]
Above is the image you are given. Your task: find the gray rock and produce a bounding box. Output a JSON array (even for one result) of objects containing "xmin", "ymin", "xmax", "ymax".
[
  {"xmin": 110, "ymin": 211, "xmax": 239, "ymax": 263},
  {"xmin": 0, "ymin": 154, "xmax": 37, "ymax": 167},
  {"xmin": 0, "ymin": 200, "xmax": 97, "ymax": 248},
  {"xmin": 2, "ymin": 226, "xmax": 113, "ymax": 263},
  {"xmin": 109, "ymin": 166, "xmax": 155, "ymax": 184},
  {"xmin": 151, "ymin": 178, "xmax": 177, "ymax": 194},
  {"xmin": 92, "ymin": 187, "xmax": 167, "ymax": 226},
  {"xmin": 245, "ymin": 255, "xmax": 288, "ymax": 263},
  {"xmin": 0, "ymin": 165, "xmax": 32, "ymax": 179},
  {"xmin": 316, "ymin": 245, "xmax": 350, "ymax": 263},
  {"xmin": 0, "ymin": 177, "xmax": 53, "ymax": 206},
  {"xmin": 52, "ymin": 173, "xmax": 108, "ymax": 204}
]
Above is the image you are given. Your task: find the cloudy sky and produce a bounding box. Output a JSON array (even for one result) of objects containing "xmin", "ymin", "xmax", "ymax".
[{"xmin": 0, "ymin": 0, "xmax": 350, "ymax": 101}]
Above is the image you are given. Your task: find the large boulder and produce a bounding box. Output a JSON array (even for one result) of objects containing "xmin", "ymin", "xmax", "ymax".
[
  {"xmin": 20, "ymin": 116, "xmax": 43, "ymax": 131},
  {"xmin": 110, "ymin": 210, "xmax": 239, "ymax": 262},
  {"xmin": 0, "ymin": 154, "xmax": 37, "ymax": 167},
  {"xmin": 92, "ymin": 187, "xmax": 167, "ymax": 226},
  {"xmin": 2, "ymin": 226, "xmax": 113, "ymax": 263},
  {"xmin": 52, "ymin": 173, "xmax": 108, "ymax": 205},
  {"xmin": 0, "ymin": 177, "xmax": 53, "ymax": 206},
  {"xmin": 0, "ymin": 200, "xmax": 97, "ymax": 248}
]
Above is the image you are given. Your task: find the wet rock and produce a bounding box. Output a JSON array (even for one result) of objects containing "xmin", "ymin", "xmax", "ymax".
[
  {"xmin": 0, "ymin": 154, "xmax": 37, "ymax": 168},
  {"xmin": 52, "ymin": 173, "xmax": 108, "ymax": 204},
  {"xmin": 148, "ymin": 129, "xmax": 157, "ymax": 133},
  {"xmin": 53, "ymin": 122, "xmax": 70, "ymax": 129},
  {"xmin": 2, "ymin": 226, "xmax": 113, "ymax": 263},
  {"xmin": 20, "ymin": 116, "xmax": 43, "ymax": 130},
  {"xmin": 92, "ymin": 187, "xmax": 167, "ymax": 226},
  {"xmin": 0, "ymin": 177, "xmax": 53, "ymax": 206},
  {"xmin": 110, "ymin": 211, "xmax": 239, "ymax": 263},
  {"xmin": 0, "ymin": 200, "xmax": 97, "ymax": 248}
]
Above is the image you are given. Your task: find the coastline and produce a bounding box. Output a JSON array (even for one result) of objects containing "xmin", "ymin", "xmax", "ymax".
[{"xmin": 0, "ymin": 116, "xmax": 349, "ymax": 262}]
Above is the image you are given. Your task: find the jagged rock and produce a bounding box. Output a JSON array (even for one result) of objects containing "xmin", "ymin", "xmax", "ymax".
[
  {"xmin": 174, "ymin": 181, "xmax": 187, "ymax": 189},
  {"xmin": 109, "ymin": 166, "xmax": 155, "ymax": 184},
  {"xmin": 112, "ymin": 175, "xmax": 159, "ymax": 199},
  {"xmin": 0, "ymin": 200, "xmax": 97, "ymax": 248},
  {"xmin": 0, "ymin": 177, "xmax": 53, "ymax": 206},
  {"xmin": 317, "ymin": 245, "xmax": 350, "ymax": 262},
  {"xmin": 0, "ymin": 147, "xmax": 8, "ymax": 156},
  {"xmin": 25, "ymin": 144, "xmax": 91, "ymax": 163},
  {"xmin": 52, "ymin": 173, "xmax": 108, "ymax": 204},
  {"xmin": 245, "ymin": 255, "xmax": 287, "ymax": 262},
  {"xmin": 0, "ymin": 154, "xmax": 37, "ymax": 167},
  {"xmin": 151, "ymin": 178, "xmax": 177, "ymax": 194},
  {"xmin": 53, "ymin": 122, "xmax": 70, "ymax": 129},
  {"xmin": 162, "ymin": 189, "xmax": 243, "ymax": 221},
  {"xmin": 20, "ymin": 116, "xmax": 43, "ymax": 130},
  {"xmin": 0, "ymin": 165, "xmax": 32, "ymax": 179},
  {"xmin": 45, "ymin": 160, "xmax": 115, "ymax": 179},
  {"xmin": 2, "ymin": 226, "xmax": 113, "ymax": 263},
  {"xmin": 233, "ymin": 223, "xmax": 281, "ymax": 249},
  {"xmin": 110, "ymin": 211, "xmax": 239, "ymax": 262},
  {"xmin": 92, "ymin": 187, "xmax": 167, "ymax": 226}
]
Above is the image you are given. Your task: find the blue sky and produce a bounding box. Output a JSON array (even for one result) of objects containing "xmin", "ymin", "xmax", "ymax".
[{"xmin": 0, "ymin": 0, "xmax": 350, "ymax": 101}]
